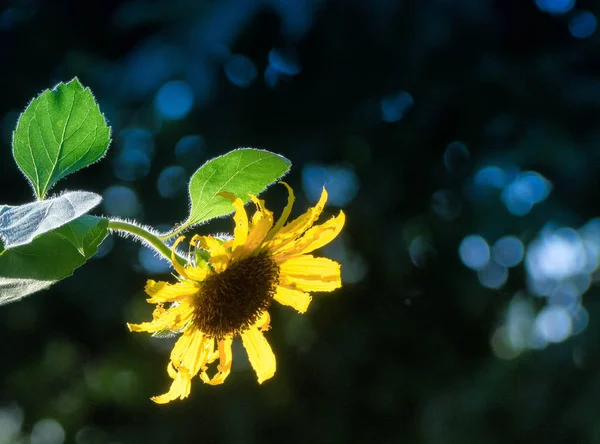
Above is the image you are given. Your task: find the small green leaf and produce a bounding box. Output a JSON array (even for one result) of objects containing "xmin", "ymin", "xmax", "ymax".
[
  {"xmin": 12, "ymin": 78, "xmax": 111, "ymax": 199},
  {"xmin": 176, "ymin": 148, "xmax": 290, "ymax": 234},
  {"xmin": 0, "ymin": 216, "xmax": 108, "ymax": 305},
  {"xmin": 0, "ymin": 191, "xmax": 102, "ymax": 249}
]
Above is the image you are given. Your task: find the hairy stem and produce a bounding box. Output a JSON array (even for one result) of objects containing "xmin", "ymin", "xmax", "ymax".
[{"xmin": 107, "ymin": 220, "xmax": 186, "ymax": 265}]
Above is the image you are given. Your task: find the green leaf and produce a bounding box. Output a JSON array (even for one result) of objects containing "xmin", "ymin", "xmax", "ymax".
[
  {"xmin": 0, "ymin": 191, "xmax": 102, "ymax": 249},
  {"xmin": 12, "ymin": 78, "xmax": 111, "ymax": 199},
  {"xmin": 0, "ymin": 215, "xmax": 108, "ymax": 305},
  {"xmin": 175, "ymin": 148, "xmax": 290, "ymax": 234}
]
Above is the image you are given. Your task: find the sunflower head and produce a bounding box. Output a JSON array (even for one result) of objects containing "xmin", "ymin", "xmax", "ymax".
[{"xmin": 128, "ymin": 183, "xmax": 345, "ymax": 403}]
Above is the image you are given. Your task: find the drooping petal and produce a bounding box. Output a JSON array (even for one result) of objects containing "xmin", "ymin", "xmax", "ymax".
[
  {"xmin": 175, "ymin": 329, "xmax": 213, "ymax": 377},
  {"xmin": 274, "ymin": 286, "xmax": 312, "ymax": 313},
  {"xmin": 170, "ymin": 236, "xmax": 191, "ymax": 278},
  {"xmin": 264, "ymin": 187, "xmax": 328, "ymax": 252},
  {"xmin": 200, "ymin": 337, "xmax": 233, "ymax": 385},
  {"xmin": 279, "ymin": 272, "xmax": 341, "ymax": 292},
  {"xmin": 241, "ymin": 195, "xmax": 274, "ymax": 255},
  {"xmin": 169, "ymin": 327, "xmax": 197, "ymax": 364},
  {"xmin": 241, "ymin": 325, "xmax": 276, "ymax": 384},
  {"xmin": 145, "ymin": 280, "xmax": 199, "ymax": 303},
  {"xmin": 264, "ymin": 182, "xmax": 295, "ymax": 242},
  {"xmin": 220, "ymin": 192, "xmax": 249, "ymax": 252},
  {"xmin": 197, "ymin": 236, "xmax": 230, "ymax": 272},
  {"xmin": 127, "ymin": 303, "xmax": 193, "ymax": 333},
  {"xmin": 151, "ymin": 367, "xmax": 192, "ymax": 404},
  {"xmin": 275, "ymin": 211, "xmax": 345, "ymax": 259}
]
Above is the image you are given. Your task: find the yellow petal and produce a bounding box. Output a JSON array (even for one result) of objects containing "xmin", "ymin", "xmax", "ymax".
[
  {"xmin": 279, "ymin": 255, "xmax": 341, "ymax": 280},
  {"xmin": 276, "ymin": 211, "xmax": 345, "ymax": 258},
  {"xmin": 255, "ymin": 310, "xmax": 271, "ymax": 331},
  {"xmin": 242, "ymin": 195, "xmax": 274, "ymax": 254},
  {"xmin": 176, "ymin": 329, "xmax": 213, "ymax": 377},
  {"xmin": 279, "ymin": 272, "xmax": 341, "ymax": 292},
  {"xmin": 274, "ymin": 286, "xmax": 312, "ymax": 313},
  {"xmin": 151, "ymin": 367, "xmax": 192, "ymax": 404},
  {"xmin": 182, "ymin": 266, "xmax": 210, "ymax": 282},
  {"xmin": 170, "ymin": 236, "xmax": 190, "ymax": 278},
  {"xmin": 264, "ymin": 187, "xmax": 328, "ymax": 252},
  {"xmin": 264, "ymin": 182, "xmax": 295, "ymax": 242},
  {"xmin": 241, "ymin": 325, "xmax": 276, "ymax": 384},
  {"xmin": 145, "ymin": 280, "xmax": 199, "ymax": 303},
  {"xmin": 200, "ymin": 337, "xmax": 233, "ymax": 385},
  {"xmin": 197, "ymin": 236, "xmax": 230, "ymax": 272},
  {"xmin": 127, "ymin": 303, "xmax": 193, "ymax": 333}
]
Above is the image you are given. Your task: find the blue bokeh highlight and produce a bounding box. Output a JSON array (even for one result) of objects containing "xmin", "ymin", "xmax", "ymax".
[
  {"xmin": 459, "ymin": 235, "xmax": 490, "ymax": 270},
  {"xmin": 155, "ymin": 81, "xmax": 194, "ymax": 120}
]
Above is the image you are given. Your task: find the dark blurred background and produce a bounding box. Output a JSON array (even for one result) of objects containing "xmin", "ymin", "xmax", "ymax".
[{"xmin": 2, "ymin": 0, "xmax": 600, "ymax": 442}]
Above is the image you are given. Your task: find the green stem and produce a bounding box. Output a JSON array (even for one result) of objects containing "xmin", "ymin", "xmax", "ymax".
[
  {"xmin": 157, "ymin": 223, "xmax": 189, "ymax": 241},
  {"xmin": 107, "ymin": 220, "xmax": 185, "ymax": 265}
]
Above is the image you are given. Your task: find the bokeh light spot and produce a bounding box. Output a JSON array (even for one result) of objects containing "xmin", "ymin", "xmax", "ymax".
[
  {"xmin": 535, "ymin": 0, "xmax": 575, "ymax": 15},
  {"xmin": 113, "ymin": 149, "xmax": 151, "ymax": 181},
  {"xmin": 224, "ymin": 54, "xmax": 258, "ymax": 88},
  {"xmin": 268, "ymin": 48, "xmax": 301, "ymax": 75},
  {"xmin": 92, "ymin": 236, "xmax": 114, "ymax": 260},
  {"xmin": 459, "ymin": 235, "xmax": 490, "ymax": 270},
  {"xmin": 501, "ymin": 171, "xmax": 551, "ymax": 216},
  {"xmin": 103, "ymin": 186, "xmax": 141, "ymax": 218},
  {"xmin": 380, "ymin": 91, "xmax": 413, "ymax": 122},
  {"xmin": 302, "ymin": 164, "xmax": 359, "ymax": 207},
  {"xmin": 119, "ymin": 128, "xmax": 154, "ymax": 156},
  {"xmin": 534, "ymin": 305, "xmax": 572, "ymax": 343},
  {"xmin": 139, "ymin": 247, "xmax": 172, "ymax": 274},
  {"xmin": 569, "ymin": 11, "xmax": 597, "ymax": 39},
  {"xmin": 31, "ymin": 418, "xmax": 65, "ymax": 444},
  {"xmin": 443, "ymin": 141, "xmax": 470, "ymax": 173},
  {"xmin": 526, "ymin": 228, "xmax": 587, "ymax": 282},
  {"xmin": 431, "ymin": 189, "xmax": 462, "ymax": 221},
  {"xmin": 157, "ymin": 166, "xmax": 187, "ymax": 198},
  {"xmin": 477, "ymin": 261, "xmax": 508, "ymax": 289},
  {"xmin": 570, "ymin": 306, "xmax": 589, "ymax": 335},
  {"xmin": 492, "ymin": 236, "xmax": 524, "ymax": 267},
  {"xmin": 548, "ymin": 283, "xmax": 580, "ymax": 307},
  {"xmin": 175, "ymin": 135, "xmax": 205, "ymax": 168},
  {"xmin": 0, "ymin": 406, "xmax": 24, "ymax": 443},
  {"xmin": 155, "ymin": 80, "xmax": 194, "ymax": 120}
]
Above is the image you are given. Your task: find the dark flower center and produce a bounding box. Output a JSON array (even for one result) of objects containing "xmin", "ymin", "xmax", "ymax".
[{"xmin": 193, "ymin": 253, "xmax": 280, "ymax": 338}]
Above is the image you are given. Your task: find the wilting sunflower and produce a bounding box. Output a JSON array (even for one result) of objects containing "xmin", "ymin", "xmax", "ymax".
[{"xmin": 128, "ymin": 183, "xmax": 345, "ymax": 403}]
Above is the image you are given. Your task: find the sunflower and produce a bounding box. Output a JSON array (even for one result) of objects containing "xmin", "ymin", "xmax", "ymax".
[{"xmin": 128, "ymin": 183, "xmax": 345, "ymax": 403}]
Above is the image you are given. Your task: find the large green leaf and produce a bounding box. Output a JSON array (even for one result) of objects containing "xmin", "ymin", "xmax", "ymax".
[
  {"xmin": 0, "ymin": 191, "xmax": 102, "ymax": 250},
  {"xmin": 0, "ymin": 215, "xmax": 108, "ymax": 305},
  {"xmin": 171, "ymin": 148, "xmax": 290, "ymax": 236},
  {"xmin": 12, "ymin": 78, "xmax": 111, "ymax": 199}
]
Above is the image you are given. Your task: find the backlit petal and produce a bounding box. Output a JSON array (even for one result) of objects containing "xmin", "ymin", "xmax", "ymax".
[
  {"xmin": 279, "ymin": 272, "xmax": 341, "ymax": 292},
  {"xmin": 276, "ymin": 211, "xmax": 345, "ymax": 258},
  {"xmin": 274, "ymin": 286, "xmax": 312, "ymax": 313},
  {"xmin": 170, "ymin": 236, "xmax": 190, "ymax": 278},
  {"xmin": 264, "ymin": 187, "xmax": 328, "ymax": 252},
  {"xmin": 241, "ymin": 325, "xmax": 276, "ymax": 384},
  {"xmin": 279, "ymin": 255, "xmax": 341, "ymax": 280},
  {"xmin": 222, "ymin": 192, "xmax": 249, "ymax": 251},
  {"xmin": 197, "ymin": 236, "xmax": 230, "ymax": 272},
  {"xmin": 201, "ymin": 337, "xmax": 233, "ymax": 385},
  {"xmin": 151, "ymin": 367, "xmax": 192, "ymax": 404},
  {"xmin": 145, "ymin": 280, "xmax": 199, "ymax": 303},
  {"xmin": 178, "ymin": 330, "xmax": 213, "ymax": 377},
  {"xmin": 127, "ymin": 303, "xmax": 193, "ymax": 333},
  {"xmin": 265, "ymin": 182, "xmax": 295, "ymax": 242},
  {"xmin": 242, "ymin": 195, "xmax": 274, "ymax": 254},
  {"xmin": 255, "ymin": 311, "xmax": 271, "ymax": 331}
]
